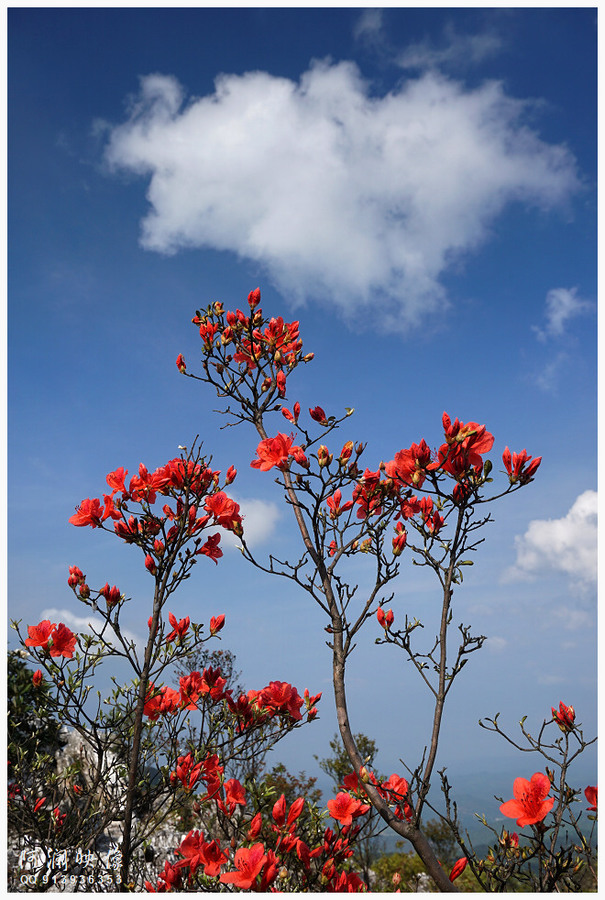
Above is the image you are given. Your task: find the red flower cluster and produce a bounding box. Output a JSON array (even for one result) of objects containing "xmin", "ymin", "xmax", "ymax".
[
  {"xmin": 251, "ymin": 433, "xmax": 307, "ymax": 472},
  {"xmin": 25, "ymin": 620, "xmax": 77, "ymax": 659},
  {"xmin": 69, "ymin": 456, "xmax": 241, "ymax": 577},
  {"xmin": 552, "ymin": 701, "xmax": 575, "ymax": 733},
  {"xmin": 503, "ymin": 447, "xmax": 542, "ymax": 485}
]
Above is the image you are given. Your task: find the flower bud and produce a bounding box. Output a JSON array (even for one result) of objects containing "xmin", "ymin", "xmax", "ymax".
[
  {"xmin": 225, "ymin": 465, "xmax": 237, "ymax": 485},
  {"xmin": 247, "ymin": 287, "xmax": 261, "ymax": 309},
  {"xmin": 175, "ymin": 354, "xmax": 187, "ymax": 373},
  {"xmin": 317, "ymin": 445, "xmax": 333, "ymax": 468},
  {"xmin": 78, "ymin": 583, "xmax": 90, "ymax": 600},
  {"xmin": 210, "ymin": 614, "xmax": 225, "ymax": 635},
  {"xmin": 32, "ymin": 669, "xmax": 43, "ymax": 688},
  {"xmin": 339, "ymin": 441, "xmax": 354, "ymax": 464},
  {"xmin": 144, "ymin": 554, "xmax": 157, "ymax": 576}
]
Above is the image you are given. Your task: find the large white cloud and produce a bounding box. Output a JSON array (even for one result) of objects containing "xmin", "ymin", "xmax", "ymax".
[
  {"xmin": 505, "ymin": 490, "xmax": 597, "ymax": 586},
  {"xmin": 104, "ymin": 61, "xmax": 579, "ymax": 329}
]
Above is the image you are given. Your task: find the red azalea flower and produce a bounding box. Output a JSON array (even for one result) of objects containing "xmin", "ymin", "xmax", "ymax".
[
  {"xmin": 219, "ymin": 843, "xmax": 267, "ymax": 889},
  {"xmin": 326, "ymin": 489, "xmax": 354, "ymax": 519},
  {"xmin": 176, "ymin": 353, "xmax": 187, "ymax": 373},
  {"xmin": 196, "ymin": 533, "xmax": 223, "ymax": 563},
  {"xmin": 32, "ymin": 669, "xmax": 43, "ymax": 688},
  {"xmin": 552, "ymin": 701, "xmax": 575, "ymax": 732},
  {"xmin": 25, "ymin": 621, "xmax": 55, "ymax": 650},
  {"xmin": 251, "ymin": 433, "xmax": 301, "ymax": 471},
  {"xmin": 106, "ymin": 467, "xmax": 128, "ymax": 493},
  {"xmin": 585, "ymin": 785, "xmax": 597, "ymax": 811},
  {"xmin": 385, "ymin": 439, "xmax": 432, "ymax": 489},
  {"xmin": 449, "ymin": 857, "xmax": 468, "ymax": 882},
  {"xmin": 166, "ymin": 612, "xmax": 190, "ymax": 643},
  {"xmin": 69, "ymin": 497, "xmax": 105, "ymax": 528},
  {"xmin": 327, "ymin": 791, "xmax": 370, "ymax": 826},
  {"xmin": 99, "ymin": 583, "xmax": 122, "ymax": 606},
  {"xmin": 67, "ymin": 565, "xmax": 85, "ymax": 587},
  {"xmin": 209, "ymin": 614, "xmax": 225, "ymax": 635},
  {"xmin": 49, "ymin": 624, "xmax": 77, "ymax": 659},
  {"xmin": 500, "ymin": 772, "xmax": 555, "ymax": 827},
  {"xmin": 309, "ymin": 405, "xmax": 328, "ymax": 425},
  {"xmin": 502, "ymin": 447, "xmax": 542, "ymax": 485},
  {"xmin": 377, "ymin": 608, "xmax": 394, "ymax": 630}
]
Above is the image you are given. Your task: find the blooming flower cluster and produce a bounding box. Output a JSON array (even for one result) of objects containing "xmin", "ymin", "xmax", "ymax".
[
  {"xmin": 68, "ymin": 454, "xmax": 242, "ymax": 576},
  {"xmin": 25, "ymin": 620, "xmax": 77, "ymax": 659}
]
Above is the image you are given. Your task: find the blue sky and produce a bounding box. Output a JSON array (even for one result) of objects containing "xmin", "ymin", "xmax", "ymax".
[{"xmin": 9, "ymin": 7, "xmax": 597, "ymax": 814}]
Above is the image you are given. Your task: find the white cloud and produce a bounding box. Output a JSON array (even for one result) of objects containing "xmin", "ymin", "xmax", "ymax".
[
  {"xmin": 353, "ymin": 9, "xmax": 384, "ymax": 44},
  {"xmin": 505, "ymin": 490, "xmax": 597, "ymax": 586},
  {"xmin": 533, "ymin": 286, "xmax": 592, "ymax": 342},
  {"xmin": 104, "ymin": 62, "xmax": 579, "ymax": 331},
  {"xmin": 398, "ymin": 23, "xmax": 503, "ymax": 71},
  {"xmin": 486, "ymin": 635, "xmax": 507, "ymax": 652},
  {"xmin": 220, "ymin": 495, "xmax": 280, "ymax": 550}
]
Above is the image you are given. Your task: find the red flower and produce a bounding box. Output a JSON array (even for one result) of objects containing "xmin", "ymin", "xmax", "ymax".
[
  {"xmin": 225, "ymin": 465, "xmax": 237, "ymax": 485},
  {"xmin": 69, "ymin": 497, "xmax": 105, "ymax": 528},
  {"xmin": 166, "ymin": 612, "xmax": 190, "ymax": 643},
  {"xmin": 32, "ymin": 669, "xmax": 43, "ymax": 688},
  {"xmin": 248, "ymin": 287, "xmax": 261, "ymax": 310},
  {"xmin": 176, "ymin": 353, "xmax": 187, "ymax": 373},
  {"xmin": 99, "ymin": 583, "xmax": 122, "ymax": 606},
  {"xmin": 282, "ymin": 401, "xmax": 301, "ymax": 424},
  {"xmin": 377, "ymin": 608, "xmax": 394, "ymax": 630},
  {"xmin": 67, "ymin": 565, "xmax": 85, "ymax": 587},
  {"xmin": 392, "ymin": 523, "xmax": 407, "ymax": 556},
  {"xmin": 449, "ymin": 857, "xmax": 467, "ymax": 882},
  {"xmin": 309, "ymin": 405, "xmax": 328, "ymax": 425},
  {"xmin": 218, "ymin": 778, "xmax": 246, "ymax": 816},
  {"xmin": 272, "ymin": 794, "xmax": 287, "ymax": 827},
  {"xmin": 385, "ymin": 440, "xmax": 432, "ymax": 489},
  {"xmin": 552, "ymin": 701, "xmax": 575, "ymax": 732},
  {"xmin": 170, "ymin": 753, "xmax": 203, "ymax": 792},
  {"xmin": 430, "ymin": 412, "xmax": 494, "ymax": 477},
  {"xmin": 197, "ymin": 533, "xmax": 223, "ymax": 563},
  {"xmin": 205, "ymin": 491, "xmax": 242, "ymax": 532},
  {"xmin": 500, "ymin": 772, "xmax": 555, "ymax": 827},
  {"xmin": 326, "ymin": 489, "xmax": 354, "ymax": 519},
  {"xmin": 33, "ymin": 797, "xmax": 46, "ymax": 813},
  {"xmin": 585, "ymin": 785, "xmax": 597, "ymax": 811},
  {"xmin": 327, "ymin": 791, "xmax": 370, "ymax": 826},
  {"xmin": 180, "ymin": 672, "xmax": 204, "ymax": 710},
  {"xmin": 258, "ymin": 681, "xmax": 304, "ymax": 721},
  {"xmin": 144, "ymin": 554, "xmax": 157, "ymax": 576},
  {"xmin": 502, "ymin": 447, "xmax": 542, "ymax": 485},
  {"xmin": 209, "ymin": 614, "xmax": 225, "ymax": 635},
  {"xmin": 251, "ymin": 433, "xmax": 302, "ymax": 471},
  {"xmin": 219, "ymin": 843, "xmax": 268, "ymax": 889},
  {"xmin": 106, "ymin": 467, "xmax": 128, "ymax": 493},
  {"xmin": 25, "ymin": 621, "xmax": 54, "ymax": 650},
  {"xmin": 48, "ymin": 624, "xmax": 77, "ymax": 658}
]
